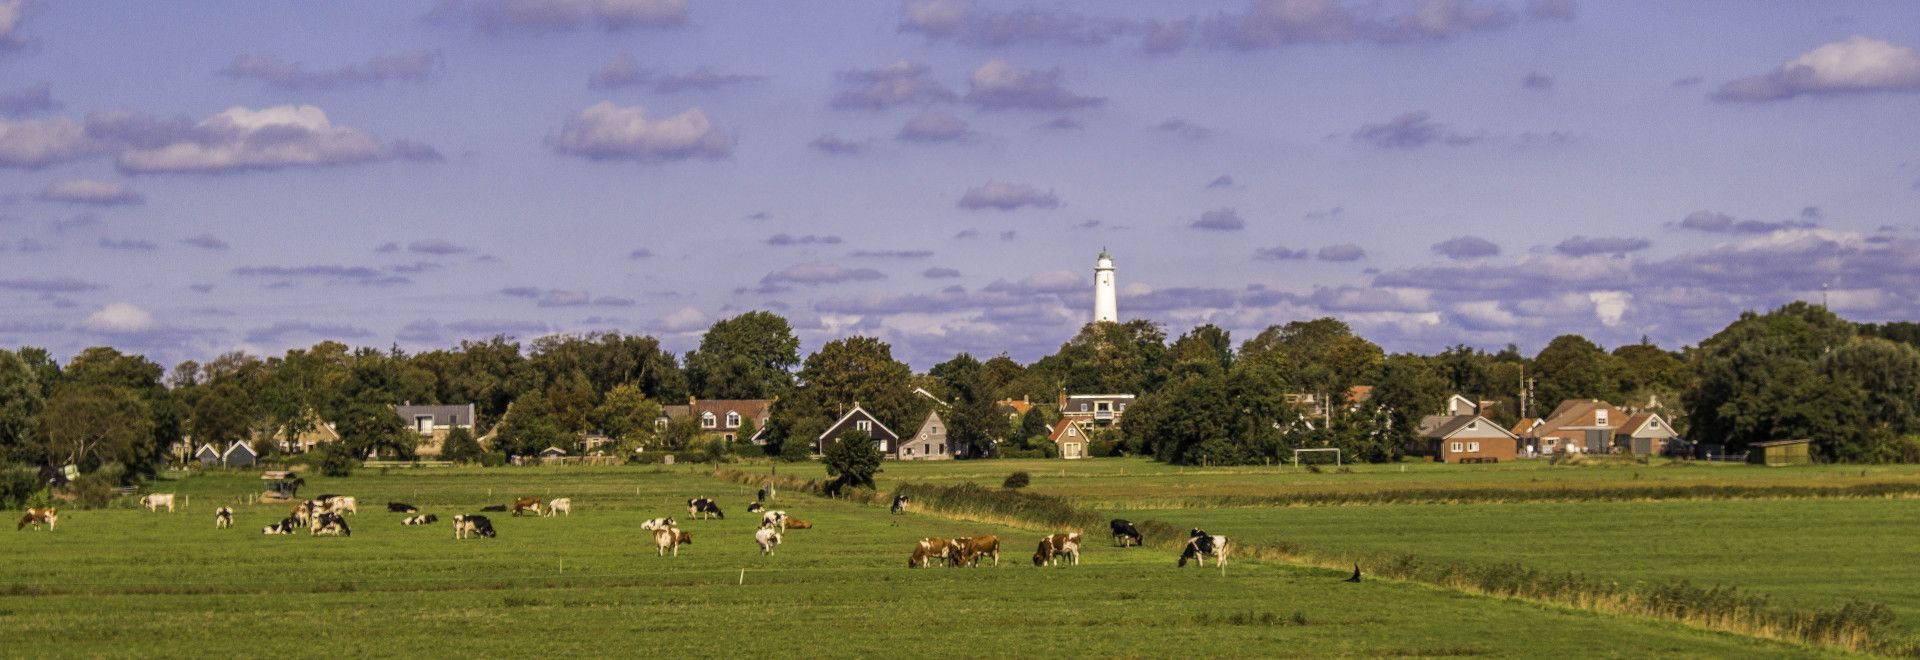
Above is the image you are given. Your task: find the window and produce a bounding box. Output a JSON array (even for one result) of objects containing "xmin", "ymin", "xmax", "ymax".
[
  {"xmin": 856, "ymin": 420, "xmax": 871, "ymax": 432},
  {"xmin": 724, "ymin": 434, "xmax": 735, "ymax": 443},
  {"xmin": 879, "ymin": 440, "xmax": 889, "ymax": 452},
  {"xmin": 905, "ymin": 447, "xmax": 914, "ymax": 456},
  {"xmin": 1118, "ymin": 403, "xmax": 1127, "ymax": 411},
  {"xmin": 1079, "ymin": 403, "xmax": 1089, "ymax": 412},
  {"xmin": 931, "ymin": 425, "xmax": 940, "ymax": 434},
  {"xmin": 1450, "ymin": 442, "xmax": 1463, "ymax": 453},
  {"xmin": 1595, "ymin": 410, "xmax": 1608, "ymax": 426},
  {"xmin": 1652, "ymin": 420, "xmax": 1661, "ymax": 429},
  {"xmin": 1467, "ymin": 421, "xmax": 1478, "ymax": 430},
  {"xmin": 655, "ymin": 418, "xmax": 668, "ymax": 430},
  {"xmin": 1468, "ymin": 442, "xmax": 1480, "ymax": 452},
  {"xmin": 1067, "ymin": 426, "xmax": 1076, "ymax": 437},
  {"xmin": 1096, "ymin": 401, "xmax": 1111, "ymax": 412},
  {"xmin": 939, "ymin": 443, "xmax": 946, "ymax": 453},
  {"xmin": 726, "ymin": 411, "xmax": 741, "ymax": 428},
  {"xmin": 701, "ymin": 412, "xmax": 717, "ymax": 429}
]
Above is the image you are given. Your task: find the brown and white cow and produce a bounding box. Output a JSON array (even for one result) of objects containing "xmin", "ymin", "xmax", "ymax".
[
  {"xmin": 16, "ymin": 507, "xmax": 56, "ymax": 531},
  {"xmin": 511, "ymin": 497, "xmax": 542, "ymax": 517},
  {"xmin": 139, "ymin": 493, "xmax": 176, "ymax": 513},
  {"xmin": 909, "ymin": 537, "xmax": 954, "ymax": 568},
  {"xmin": 655, "ymin": 527, "xmax": 691, "ymax": 556},
  {"xmin": 754, "ymin": 527, "xmax": 782, "ymax": 555},
  {"xmin": 1033, "ymin": 532, "xmax": 1081, "ymax": 567},
  {"xmin": 950, "ymin": 535, "xmax": 1001, "ymax": 567},
  {"xmin": 214, "ymin": 506, "xmax": 233, "ymax": 529},
  {"xmin": 545, "ymin": 498, "xmax": 571, "ymax": 517}
]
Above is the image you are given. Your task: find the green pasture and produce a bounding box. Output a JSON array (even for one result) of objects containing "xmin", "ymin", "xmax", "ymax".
[{"xmin": 0, "ymin": 466, "xmax": 1818, "ymax": 658}]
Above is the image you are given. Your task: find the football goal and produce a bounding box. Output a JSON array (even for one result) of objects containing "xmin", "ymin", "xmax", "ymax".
[{"xmin": 1292, "ymin": 448, "xmax": 1342, "ymax": 467}]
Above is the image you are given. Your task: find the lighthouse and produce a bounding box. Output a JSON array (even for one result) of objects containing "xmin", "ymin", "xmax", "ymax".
[{"xmin": 1093, "ymin": 249, "xmax": 1117, "ymax": 323}]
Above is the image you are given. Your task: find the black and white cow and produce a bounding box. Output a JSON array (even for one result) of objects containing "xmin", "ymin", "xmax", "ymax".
[
  {"xmin": 640, "ymin": 517, "xmax": 675, "ymax": 532},
  {"xmin": 891, "ymin": 494, "xmax": 909, "ymax": 515},
  {"xmin": 214, "ymin": 506, "xmax": 233, "ymax": 529},
  {"xmin": 1178, "ymin": 529, "xmax": 1229, "ymax": 568},
  {"xmin": 388, "ymin": 502, "xmax": 419, "ymax": 513},
  {"xmin": 687, "ymin": 497, "xmax": 723, "ymax": 520},
  {"xmin": 746, "ymin": 502, "xmax": 764, "ymax": 514},
  {"xmin": 760, "ymin": 510, "xmax": 788, "ymax": 531},
  {"xmin": 454, "ymin": 514, "xmax": 496, "ymax": 539},
  {"xmin": 1110, "ymin": 519, "xmax": 1143, "ymax": 547},
  {"xmin": 262, "ymin": 517, "xmax": 300, "ymax": 535},
  {"xmin": 313, "ymin": 513, "xmax": 351, "ymax": 537},
  {"xmin": 402, "ymin": 514, "xmax": 438, "ymax": 526}
]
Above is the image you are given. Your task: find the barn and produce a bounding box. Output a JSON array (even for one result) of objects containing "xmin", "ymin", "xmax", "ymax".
[
  {"xmin": 194, "ymin": 443, "xmax": 222, "ymax": 466},
  {"xmin": 1747, "ymin": 439, "xmax": 1811, "ymax": 466},
  {"xmin": 222, "ymin": 441, "xmax": 257, "ymax": 468}
]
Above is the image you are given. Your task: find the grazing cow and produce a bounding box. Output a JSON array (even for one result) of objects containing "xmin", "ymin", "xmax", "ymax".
[
  {"xmin": 388, "ymin": 502, "xmax": 419, "ymax": 513},
  {"xmin": 1033, "ymin": 533, "xmax": 1082, "ymax": 567},
  {"xmin": 262, "ymin": 517, "xmax": 299, "ymax": 535},
  {"xmin": 480, "ymin": 504, "xmax": 508, "ymax": 512},
  {"xmin": 16, "ymin": 507, "xmax": 56, "ymax": 531},
  {"xmin": 313, "ymin": 513, "xmax": 351, "ymax": 537},
  {"xmin": 909, "ymin": 537, "xmax": 954, "ymax": 568},
  {"xmin": 640, "ymin": 517, "xmax": 675, "ymax": 532},
  {"xmin": 545, "ymin": 498, "xmax": 571, "ymax": 517},
  {"xmin": 687, "ymin": 497, "xmax": 723, "ymax": 520},
  {"xmin": 891, "ymin": 494, "xmax": 909, "ymax": 515},
  {"xmin": 454, "ymin": 514, "xmax": 496, "ymax": 539},
  {"xmin": 326, "ymin": 496, "xmax": 357, "ymax": 516},
  {"xmin": 756, "ymin": 488, "xmax": 767, "ymax": 502},
  {"xmin": 139, "ymin": 493, "xmax": 176, "ymax": 513},
  {"xmin": 746, "ymin": 502, "xmax": 763, "ymax": 514},
  {"xmin": 760, "ymin": 510, "xmax": 788, "ymax": 531},
  {"xmin": 1178, "ymin": 529, "xmax": 1230, "ymax": 568},
  {"xmin": 511, "ymin": 497, "xmax": 542, "ymax": 517},
  {"xmin": 214, "ymin": 507, "xmax": 233, "ymax": 529},
  {"xmin": 782, "ymin": 517, "xmax": 812, "ymax": 530},
  {"xmin": 951, "ymin": 536, "xmax": 1001, "ymax": 567},
  {"xmin": 402, "ymin": 514, "xmax": 438, "ymax": 526},
  {"xmin": 755, "ymin": 527, "xmax": 782, "ymax": 555},
  {"xmin": 292, "ymin": 501, "xmax": 317, "ymax": 526},
  {"xmin": 654, "ymin": 527, "xmax": 691, "ymax": 556},
  {"xmin": 1110, "ymin": 519, "xmax": 1143, "ymax": 547}
]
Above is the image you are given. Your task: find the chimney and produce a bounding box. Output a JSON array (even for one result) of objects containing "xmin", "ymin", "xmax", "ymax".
[{"xmin": 1058, "ymin": 389, "xmax": 1068, "ymax": 410}]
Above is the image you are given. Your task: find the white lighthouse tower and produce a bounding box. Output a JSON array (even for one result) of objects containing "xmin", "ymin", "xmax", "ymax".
[{"xmin": 1093, "ymin": 249, "xmax": 1117, "ymax": 323}]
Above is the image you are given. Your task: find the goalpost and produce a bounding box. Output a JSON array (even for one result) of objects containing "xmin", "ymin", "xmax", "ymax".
[{"xmin": 1292, "ymin": 448, "xmax": 1342, "ymax": 468}]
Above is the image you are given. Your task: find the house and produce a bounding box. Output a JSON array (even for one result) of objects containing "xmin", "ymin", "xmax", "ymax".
[
  {"xmin": 1048, "ymin": 419, "xmax": 1091, "ymax": 460},
  {"xmin": 1532, "ymin": 399, "xmax": 1678, "ymax": 456},
  {"xmin": 1614, "ymin": 411, "xmax": 1678, "ymax": 456},
  {"xmin": 899, "ymin": 410, "xmax": 953, "ymax": 461},
  {"xmin": 194, "ymin": 443, "xmax": 222, "ymax": 466},
  {"xmin": 995, "ymin": 395, "xmax": 1036, "ymax": 422},
  {"xmin": 657, "ymin": 398, "xmax": 774, "ymax": 444},
  {"xmin": 1058, "ymin": 392, "xmax": 1135, "ymax": 426},
  {"xmin": 394, "ymin": 403, "xmax": 477, "ymax": 456},
  {"xmin": 1414, "ymin": 414, "xmax": 1518, "ymax": 463},
  {"xmin": 221, "ymin": 441, "xmax": 257, "ymax": 468},
  {"xmin": 1747, "ymin": 439, "xmax": 1812, "ymax": 466},
  {"xmin": 817, "ymin": 404, "xmax": 901, "ymax": 457}
]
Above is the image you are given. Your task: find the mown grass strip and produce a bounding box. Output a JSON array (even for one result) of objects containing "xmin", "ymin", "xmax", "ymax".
[
  {"xmin": 1089, "ymin": 481, "xmax": 1920, "ymax": 509},
  {"xmin": 716, "ymin": 468, "xmax": 1914, "ymax": 657}
]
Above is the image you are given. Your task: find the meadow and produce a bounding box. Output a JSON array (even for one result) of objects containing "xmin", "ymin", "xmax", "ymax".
[{"xmin": 0, "ymin": 464, "xmax": 1834, "ymax": 658}]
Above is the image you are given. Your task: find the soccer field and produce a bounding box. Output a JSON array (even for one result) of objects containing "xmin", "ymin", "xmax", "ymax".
[{"xmin": 0, "ymin": 465, "xmax": 1828, "ymax": 658}]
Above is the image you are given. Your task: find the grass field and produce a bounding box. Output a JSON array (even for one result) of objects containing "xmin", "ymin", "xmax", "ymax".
[{"xmin": 0, "ymin": 465, "xmax": 1835, "ymax": 658}]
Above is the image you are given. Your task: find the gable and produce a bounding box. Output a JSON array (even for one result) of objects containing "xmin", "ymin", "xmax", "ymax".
[{"xmin": 819, "ymin": 406, "xmax": 900, "ymax": 442}]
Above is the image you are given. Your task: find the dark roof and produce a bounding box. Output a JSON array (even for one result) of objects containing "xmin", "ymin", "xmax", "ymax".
[
  {"xmin": 1751, "ymin": 438, "xmax": 1811, "ymax": 448},
  {"xmin": 395, "ymin": 404, "xmax": 476, "ymax": 426},
  {"xmin": 818, "ymin": 405, "xmax": 899, "ymax": 442},
  {"xmin": 1418, "ymin": 414, "xmax": 1518, "ymax": 440}
]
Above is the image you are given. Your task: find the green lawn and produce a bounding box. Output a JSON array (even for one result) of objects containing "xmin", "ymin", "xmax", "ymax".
[{"xmin": 0, "ymin": 465, "xmax": 1823, "ymax": 658}]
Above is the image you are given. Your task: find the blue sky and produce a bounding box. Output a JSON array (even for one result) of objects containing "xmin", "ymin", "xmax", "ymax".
[{"xmin": 3, "ymin": 0, "xmax": 1919, "ymax": 369}]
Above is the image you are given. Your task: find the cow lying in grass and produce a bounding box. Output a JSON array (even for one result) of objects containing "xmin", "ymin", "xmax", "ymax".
[
  {"xmin": 140, "ymin": 494, "xmax": 175, "ymax": 513},
  {"xmin": 782, "ymin": 517, "xmax": 811, "ymax": 530},
  {"xmin": 453, "ymin": 514, "xmax": 496, "ymax": 539},
  {"xmin": 654, "ymin": 527, "xmax": 691, "ymax": 556},
  {"xmin": 1179, "ymin": 529, "xmax": 1229, "ymax": 568},
  {"xmin": 313, "ymin": 513, "xmax": 351, "ymax": 537},
  {"xmin": 388, "ymin": 502, "xmax": 419, "ymax": 513},
  {"xmin": 951, "ymin": 536, "xmax": 1000, "ymax": 567},
  {"xmin": 402, "ymin": 514, "xmax": 438, "ymax": 526},
  {"xmin": 640, "ymin": 517, "xmax": 675, "ymax": 532},
  {"xmin": 262, "ymin": 517, "xmax": 299, "ymax": 535},
  {"xmin": 511, "ymin": 497, "xmax": 542, "ymax": 517},
  {"xmin": 1033, "ymin": 533, "xmax": 1081, "ymax": 567},
  {"xmin": 755, "ymin": 527, "xmax": 782, "ymax": 555},
  {"xmin": 747, "ymin": 502, "xmax": 763, "ymax": 513},
  {"xmin": 479, "ymin": 504, "xmax": 508, "ymax": 512},
  {"xmin": 909, "ymin": 537, "xmax": 954, "ymax": 568},
  {"xmin": 214, "ymin": 507, "xmax": 233, "ymax": 529},
  {"xmin": 16, "ymin": 507, "xmax": 56, "ymax": 531},
  {"xmin": 545, "ymin": 498, "xmax": 571, "ymax": 517}
]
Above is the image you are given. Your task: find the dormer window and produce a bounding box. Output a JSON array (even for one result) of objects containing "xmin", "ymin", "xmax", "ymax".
[
  {"xmin": 1595, "ymin": 410, "xmax": 1609, "ymax": 426},
  {"xmin": 856, "ymin": 420, "xmax": 871, "ymax": 432},
  {"xmin": 701, "ymin": 412, "xmax": 717, "ymax": 429},
  {"xmin": 726, "ymin": 411, "xmax": 741, "ymax": 428}
]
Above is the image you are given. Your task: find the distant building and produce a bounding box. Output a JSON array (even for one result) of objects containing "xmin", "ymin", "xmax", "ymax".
[
  {"xmin": 899, "ymin": 410, "xmax": 952, "ymax": 461},
  {"xmin": 1747, "ymin": 439, "xmax": 1811, "ymax": 466},
  {"xmin": 1048, "ymin": 419, "xmax": 1091, "ymax": 459},
  {"xmin": 1414, "ymin": 414, "xmax": 1518, "ymax": 463},
  {"xmin": 395, "ymin": 403, "xmax": 477, "ymax": 456},
  {"xmin": 1058, "ymin": 392, "xmax": 1134, "ymax": 426},
  {"xmin": 221, "ymin": 441, "xmax": 257, "ymax": 468},
  {"xmin": 817, "ymin": 404, "xmax": 902, "ymax": 458},
  {"xmin": 1093, "ymin": 249, "xmax": 1117, "ymax": 323},
  {"xmin": 1527, "ymin": 399, "xmax": 1677, "ymax": 456},
  {"xmin": 657, "ymin": 398, "xmax": 774, "ymax": 445}
]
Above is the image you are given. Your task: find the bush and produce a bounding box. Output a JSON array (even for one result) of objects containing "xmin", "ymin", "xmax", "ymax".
[
  {"xmin": 731, "ymin": 443, "xmax": 766, "ymax": 458},
  {"xmin": 70, "ymin": 474, "xmax": 115, "ymax": 509},
  {"xmin": 1003, "ymin": 471, "xmax": 1031, "ymax": 489},
  {"xmin": 441, "ymin": 427, "xmax": 484, "ymax": 464},
  {"xmin": 1089, "ymin": 439, "xmax": 1119, "ymax": 458},
  {"xmin": 480, "ymin": 451, "xmax": 508, "ymax": 467},
  {"xmin": 317, "ymin": 442, "xmax": 356, "ymax": 478},
  {"xmin": 0, "ymin": 465, "xmax": 40, "ymax": 510}
]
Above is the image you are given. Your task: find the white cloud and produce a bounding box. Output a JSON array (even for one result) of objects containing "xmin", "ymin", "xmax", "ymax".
[
  {"xmin": 659, "ymin": 306, "xmax": 708, "ymax": 332},
  {"xmin": 547, "ymin": 102, "xmax": 733, "ymax": 161},
  {"xmin": 0, "ymin": 116, "xmax": 93, "ymax": 168},
  {"xmin": 38, "ymin": 178, "xmax": 143, "ymax": 205},
  {"xmin": 957, "ymin": 181, "xmax": 1060, "ymax": 210},
  {"xmin": 1715, "ymin": 36, "xmax": 1920, "ymax": 102},
  {"xmin": 83, "ymin": 302, "xmax": 155, "ymax": 334},
  {"xmin": 116, "ymin": 105, "xmax": 392, "ymax": 173},
  {"xmin": 965, "ymin": 59, "xmax": 1103, "ymax": 110},
  {"xmin": 1588, "ymin": 291, "xmax": 1629, "ymax": 326}
]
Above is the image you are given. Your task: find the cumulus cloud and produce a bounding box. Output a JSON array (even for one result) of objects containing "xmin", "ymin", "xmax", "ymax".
[
  {"xmin": 82, "ymin": 302, "xmax": 154, "ymax": 334},
  {"xmin": 1431, "ymin": 235, "xmax": 1501, "ymax": 259},
  {"xmin": 184, "ymin": 234, "xmax": 229, "ymax": 250},
  {"xmin": 1317, "ymin": 244, "xmax": 1367, "ymax": 261},
  {"xmin": 593, "ymin": 296, "xmax": 633, "ymax": 307},
  {"xmin": 1522, "ymin": 71, "xmax": 1555, "ymax": 89},
  {"xmin": 425, "ymin": 0, "xmax": 688, "ymax": 33},
  {"xmin": 809, "ymin": 134, "xmax": 870, "ymax": 155},
  {"xmin": 657, "ymin": 306, "xmax": 708, "ymax": 333},
  {"xmin": 898, "ymin": 0, "xmax": 1131, "ymax": 47},
  {"xmin": 1190, "ymin": 207, "xmax": 1245, "ymax": 231},
  {"xmin": 1142, "ymin": 18, "xmax": 1195, "ymax": 54},
  {"xmin": 0, "ymin": 0, "xmax": 37, "ymax": 51},
  {"xmin": 38, "ymin": 179, "xmax": 143, "ymax": 206},
  {"xmin": 628, "ymin": 248, "xmax": 653, "ymax": 259},
  {"xmin": 1352, "ymin": 111, "xmax": 1482, "ymax": 148},
  {"xmin": 1588, "ymin": 291, "xmax": 1629, "ymax": 326},
  {"xmin": 965, "ymin": 59, "xmax": 1103, "ymax": 110},
  {"xmin": 1675, "ymin": 210, "xmax": 1815, "ymax": 234},
  {"xmin": 97, "ymin": 105, "xmax": 438, "ymax": 174},
  {"xmin": 219, "ymin": 50, "xmax": 443, "ymax": 90},
  {"xmin": 1715, "ymin": 36, "xmax": 1920, "ymax": 102},
  {"xmin": 588, "ymin": 56, "xmax": 764, "ymax": 92},
  {"xmin": 246, "ymin": 321, "xmax": 373, "ymax": 344},
  {"xmin": 767, "ymin": 233, "xmax": 842, "ymax": 246},
  {"xmin": 0, "ymin": 116, "xmax": 93, "ymax": 168},
  {"xmin": 897, "ymin": 110, "xmax": 973, "ymax": 142},
  {"xmin": 759, "ymin": 262, "xmax": 886, "ymax": 287},
  {"xmin": 1554, "ymin": 235, "xmax": 1651, "ymax": 256},
  {"xmin": 547, "ymin": 101, "xmax": 733, "ymax": 161},
  {"xmin": 0, "ymin": 81, "xmax": 55, "ymax": 117},
  {"xmin": 1254, "ymin": 246, "xmax": 1309, "ymax": 261},
  {"xmin": 830, "ymin": 60, "xmax": 956, "ymax": 110},
  {"xmin": 957, "ymin": 181, "xmax": 1060, "ymax": 211},
  {"xmin": 1203, "ymin": 0, "xmax": 1516, "ymax": 50},
  {"xmin": 408, "ymin": 239, "xmax": 472, "ymax": 255},
  {"xmin": 1151, "ymin": 118, "xmax": 1213, "ymax": 139}
]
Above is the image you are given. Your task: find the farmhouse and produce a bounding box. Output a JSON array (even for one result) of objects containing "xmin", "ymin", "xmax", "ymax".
[
  {"xmin": 394, "ymin": 403, "xmax": 477, "ymax": 456},
  {"xmin": 1527, "ymin": 400, "xmax": 1678, "ymax": 456},
  {"xmin": 817, "ymin": 404, "xmax": 901, "ymax": 457},
  {"xmin": 1048, "ymin": 419, "xmax": 1090, "ymax": 459},
  {"xmin": 899, "ymin": 410, "xmax": 952, "ymax": 461},
  {"xmin": 1058, "ymin": 392, "xmax": 1134, "ymax": 427},
  {"xmin": 1414, "ymin": 414, "xmax": 1518, "ymax": 463},
  {"xmin": 658, "ymin": 397, "xmax": 774, "ymax": 445}
]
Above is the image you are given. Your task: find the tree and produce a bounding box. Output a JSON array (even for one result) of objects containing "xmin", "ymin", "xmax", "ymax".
[
  {"xmin": 1239, "ymin": 318, "xmax": 1382, "ymax": 405},
  {"xmin": 1034, "ymin": 320, "xmax": 1168, "ymax": 395},
  {"xmin": 492, "ymin": 392, "xmax": 566, "ymax": 457},
  {"xmin": 684, "ymin": 311, "xmax": 799, "ymax": 400},
  {"xmin": 1160, "ymin": 323, "xmax": 1233, "ymax": 382},
  {"xmin": 776, "ymin": 428, "xmax": 814, "ymax": 461},
  {"xmin": 1019, "ymin": 407, "xmax": 1050, "ymax": 440},
  {"xmin": 1685, "ymin": 302, "xmax": 1860, "ymax": 457},
  {"xmin": 188, "ymin": 381, "xmax": 255, "ymax": 450},
  {"xmin": 931, "ymin": 353, "xmax": 999, "ymax": 458},
  {"xmin": 821, "ymin": 427, "xmax": 881, "ymax": 495},
  {"xmin": 317, "ymin": 439, "xmax": 356, "ymax": 477},
  {"xmin": 1532, "ymin": 335, "xmax": 1620, "ymax": 409},
  {"xmin": 768, "ymin": 336, "xmax": 915, "ymax": 450},
  {"xmin": 0, "ymin": 350, "xmax": 46, "ymax": 464},
  {"xmin": 594, "ymin": 383, "xmax": 660, "ymax": 443},
  {"xmin": 336, "ymin": 402, "xmax": 415, "ymax": 459},
  {"xmin": 1366, "ymin": 354, "xmax": 1452, "ymax": 458},
  {"xmin": 62, "ymin": 347, "xmax": 176, "ymax": 477},
  {"xmin": 42, "ymin": 384, "xmax": 153, "ymax": 476},
  {"xmin": 441, "ymin": 426, "xmax": 484, "ymax": 464}
]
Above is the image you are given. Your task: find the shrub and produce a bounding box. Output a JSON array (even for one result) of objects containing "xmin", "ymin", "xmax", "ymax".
[
  {"xmin": 69, "ymin": 474, "xmax": 114, "ymax": 509},
  {"xmin": 317, "ymin": 442, "xmax": 356, "ymax": 478},
  {"xmin": 1089, "ymin": 439, "xmax": 1119, "ymax": 457},
  {"xmin": 1002, "ymin": 471, "xmax": 1031, "ymax": 489},
  {"xmin": 441, "ymin": 427, "xmax": 484, "ymax": 464},
  {"xmin": 731, "ymin": 443, "xmax": 766, "ymax": 458},
  {"xmin": 480, "ymin": 452, "xmax": 508, "ymax": 468},
  {"xmin": 0, "ymin": 465, "xmax": 40, "ymax": 510}
]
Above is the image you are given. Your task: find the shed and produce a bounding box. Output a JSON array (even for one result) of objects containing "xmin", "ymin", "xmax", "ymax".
[
  {"xmin": 222, "ymin": 441, "xmax": 257, "ymax": 468},
  {"xmin": 539, "ymin": 446, "xmax": 569, "ymax": 459},
  {"xmin": 194, "ymin": 443, "xmax": 222, "ymax": 466},
  {"xmin": 1747, "ymin": 439, "xmax": 1812, "ymax": 466}
]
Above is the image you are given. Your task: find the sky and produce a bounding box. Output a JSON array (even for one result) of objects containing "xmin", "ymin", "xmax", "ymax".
[{"xmin": 2, "ymin": 0, "xmax": 1919, "ymax": 370}]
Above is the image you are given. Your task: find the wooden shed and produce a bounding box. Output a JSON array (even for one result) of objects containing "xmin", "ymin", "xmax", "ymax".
[
  {"xmin": 1747, "ymin": 439, "xmax": 1812, "ymax": 466},
  {"xmin": 222, "ymin": 441, "xmax": 257, "ymax": 468},
  {"xmin": 194, "ymin": 443, "xmax": 222, "ymax": 466}
]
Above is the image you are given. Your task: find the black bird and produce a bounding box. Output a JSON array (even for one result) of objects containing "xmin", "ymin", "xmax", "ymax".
[{"xmin": 1344, "ymin": 563, "xmax": 1362, "ymax": 583}]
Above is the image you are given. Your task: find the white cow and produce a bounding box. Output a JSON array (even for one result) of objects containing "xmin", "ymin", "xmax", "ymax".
[
  {"xmin": 139, "ymin": 493, "xmax": 176, "ymax": 513},
  {"xmin": 760, "ymin": 510, "xmax": 788, "ymax": 531},
  {"xmin": 545, "ymin": 498, "xmax": 571, "ymax": 517},
  {"xmin": 640, "ymin": 517, "xmax": 674, "ymax": 531},
  {"xmin": 655, "ymin": 527, "xmax": 689, "ymax": 557},
  {"xmin": 325, "ymin": 496, "xmax": 357, "ymax": 516},
  {"xmin": 755, "ymin": 527, "xmax": 782, "ymax": 555}
]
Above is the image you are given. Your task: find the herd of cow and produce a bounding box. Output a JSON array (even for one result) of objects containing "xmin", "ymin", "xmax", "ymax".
[{"xmin": 17, "ymin": 486, "xmax": 1238, "ymax": 571}]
